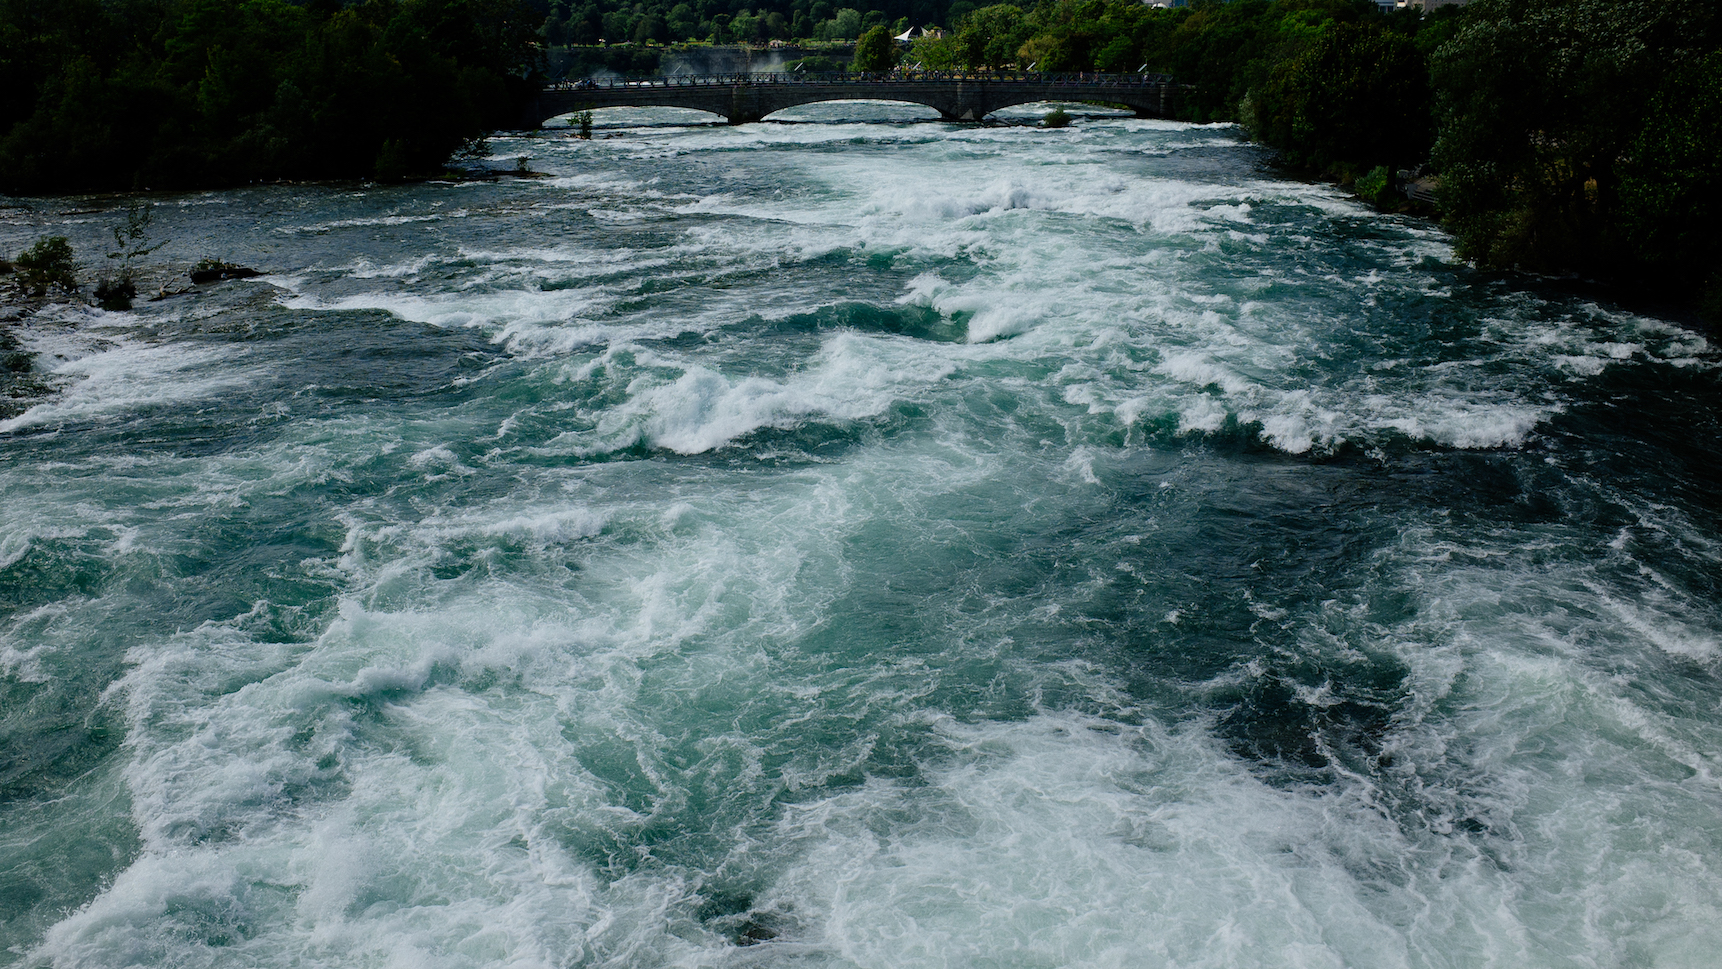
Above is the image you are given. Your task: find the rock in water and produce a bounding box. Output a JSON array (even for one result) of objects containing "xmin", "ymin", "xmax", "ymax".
[{"xmin": 189, "ymin": 262, "xmax": 262, "ymax": 284}]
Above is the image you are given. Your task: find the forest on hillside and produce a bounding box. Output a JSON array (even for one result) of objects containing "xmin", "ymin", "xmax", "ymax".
[
  {"xmin": 2, "ymin": 0, "xmax": 1719, "ymax": 319},
  {"xmin": 0, "ymin": 0, "xmax": 541, "ymax": 191}
]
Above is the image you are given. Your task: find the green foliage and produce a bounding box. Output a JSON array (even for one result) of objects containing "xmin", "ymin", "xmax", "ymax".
[
  {"xmin": 93, "ymin": 276, "xmax": 137, "ymax": 311},
  {"xmin": 1247, "ymin": 19, "xmax": 1428, "ymax": 172},
  {"xmin": 962, "ymin": 5, "xmax": 1032, "ymax": 69},
  {"xmin": 93, "ymin": 203, "xmax": 164, "ymax": 310},
  {"xmin": 909, "ymin": 33, "xmax": 966, "ymax": 70},
  {"xmin": 852, "ymin": 25, "xmax": 897, "ymax": 72},
  {"xmin": 574, "ymin": 110, "xmax": 594, "ymax": 139},
  {"xmin": 14, "ymin": 237, "xmax": 78, "ymax": 298},
  {"xmin": 1431, "ymin": 0, "xmax": 1722, "ymax": 307},
  {"xmin": 1618, "ymin": 50, "xmax": 1722, "ymax": 316},
  {"xmin": 0, "ymin": 0, "xmax": 544, "ymax": 193},
  {"xmin": 1042, "ymin": 107, "xmax": 1070, "ymax": 128},
  {"xmin": 1354, "ymin": 165, "xmax": 1391, "ymax": 206},
  {"xmin": 828, "ymin": 8, "xmax": 863, "ymax": 41},
  {"xmin": 783, "ymin": 55, "xmax": 846, "ymax": 73},
  {"xmin": 551, "ymin": 45, "xmax": 662, "ymax": 79},
  {"xmin": 108, "ymin": 202, "xmax": 165, "ymax": 267},
  {"xmin": 375, "ymin": 139, "xmax": 413, "ymax": 183}
]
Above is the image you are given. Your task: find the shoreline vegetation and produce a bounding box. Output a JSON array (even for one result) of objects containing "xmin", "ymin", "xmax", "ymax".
[{"xmin": 2, "ymin": 0, "xmax": 1719, "ymax": 322}]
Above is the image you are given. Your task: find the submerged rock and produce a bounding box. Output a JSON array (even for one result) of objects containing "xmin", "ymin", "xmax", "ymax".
[{"xmin": 189, "ymin": 261, "xmax": 263, "ymax": 284}]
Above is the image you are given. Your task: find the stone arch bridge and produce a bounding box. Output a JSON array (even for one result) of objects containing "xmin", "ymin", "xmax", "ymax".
[{"xmin": 526, "ymin": 71, "xmax": 1181, "ymax": 126}]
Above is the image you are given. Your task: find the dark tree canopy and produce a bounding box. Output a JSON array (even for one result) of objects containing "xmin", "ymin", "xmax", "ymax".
[
  {"xmin": 1431, "ymin": 0, "xmax": 1722, "ymax": 304},
  {"xmin": 0, "ymin": 0, "xmax": 543, "ymax": 192}
]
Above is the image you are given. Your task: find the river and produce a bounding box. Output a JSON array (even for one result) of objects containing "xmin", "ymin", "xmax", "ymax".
[{"xmin": 2, "ymin": 103, "xmax": 1719, "ymax": 968}]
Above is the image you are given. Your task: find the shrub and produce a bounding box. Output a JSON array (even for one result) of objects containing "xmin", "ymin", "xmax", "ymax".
[
  {"xmin": 1355, "ymin": 165, "xmax": 1392, "ymax": 205},
  {"xmin": 98, "ymin": 201, "xmax": 165, "ymax": 309},
  {"xmin": 14, "ymin": 237, "xmax": 78, "ymax": 297},
  {"xmin": 94, "ymin": 277, "xmax": 138, "ymax": 311},
  {"xmin": 1042, "ymin": 107, "xmax": 1071, "ymax": 128}
]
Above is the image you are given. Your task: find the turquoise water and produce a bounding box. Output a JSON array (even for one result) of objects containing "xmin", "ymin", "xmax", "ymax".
[{"xmin": 3, "ymin": 103, "xmax": 1720, "ymax": 968}]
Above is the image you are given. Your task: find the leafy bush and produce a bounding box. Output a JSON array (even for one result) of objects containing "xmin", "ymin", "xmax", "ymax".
[
  {"xmin": 1042, "ymin": 107, "xmax": 1071, "ymax": 128},
  {"xmin": 1355, "ymin": 165, "xmax": 1391, "ymax": 205},
  {"xmin": 14, "ymin": 237, "xmax": 78, "ymax": 297},
  {"xmin": 93, "ymin": 277, "xmax": 138, "ymax": 311}
]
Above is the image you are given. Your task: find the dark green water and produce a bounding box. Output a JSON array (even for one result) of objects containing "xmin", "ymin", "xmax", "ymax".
[{"xmin": 2, "ymin": 103, "xmax": 1719, "ymax": 968}]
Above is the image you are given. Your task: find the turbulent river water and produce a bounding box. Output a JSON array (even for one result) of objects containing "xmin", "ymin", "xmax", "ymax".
[{"xmin": 2, "ymin": 102, "xmax": 1720, "ymax": 968}]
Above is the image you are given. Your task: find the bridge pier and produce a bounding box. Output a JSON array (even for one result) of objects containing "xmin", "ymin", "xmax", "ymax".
[
  {"xmin": 528, "ymin": 73, "xmax": 1182, "ymax": 128},
  {"xmin": 726, "ymin": 86, "xmax": 767, "ymax": 125}
]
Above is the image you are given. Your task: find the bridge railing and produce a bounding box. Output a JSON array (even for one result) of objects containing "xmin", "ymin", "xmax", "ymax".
[{"xmin": 544, "ymin": 71, "xmax": 1174, "ymax": 92}]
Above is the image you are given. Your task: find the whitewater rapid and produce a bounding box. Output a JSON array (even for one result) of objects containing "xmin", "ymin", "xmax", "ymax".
[{"xmin": 2, "ymin": 102, "xmax": 1719, "ymax": 968}]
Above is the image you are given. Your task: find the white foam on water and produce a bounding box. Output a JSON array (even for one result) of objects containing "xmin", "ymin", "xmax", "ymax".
[
  {"xmin": 14, "ymin": 106, "xmax": 1722, "ymax": 969},
  {"xmin": 26, "ymin": 434, "xmax": 1722, "ymax": 969},
  {"xmin": 750, "ymin": 711, "xmax": 1428, "ymax": 968},
  {"xmin": 0, "ymin": 336, "xmax": 262, "ymax": 434},
  {"xmin": 269, "ymin": 120, "xmax": 1556, "ymax": 461},
  {"xmin": 1352, "ymin": 542, "xmax": 1722, "ymax": 965},
  {"xmin": 340, "ymin": 253, "xmax": 443, "ymax": 279},
  {"xmin": 535, "ymin": 331, "xmax": 960, "ymax": 456},
  {"xmin": 299, "ymin": 115, "xmax": 1718, "ymax": 467},
  {"xmin": 26, "ymin": 451, "xmax": 886, "ymax": 966},
  {"xmin": 276, "ymin": 212, "xmax": 462, "ymax": 235},
  {"xmin": 273, "ymin": 281, "xmax": 613, "ymax": 343}
]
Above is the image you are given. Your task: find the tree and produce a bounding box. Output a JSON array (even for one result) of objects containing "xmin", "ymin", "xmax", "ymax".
[
  {"xmin": 1246, "ymin": 20, "xmax": 1429, "ymax": 173},
  {"xmin": 1431, "ymin": 0, "xmax": 1721, "ymax": 276},
  {"xmin": 852, "ymin": 25, "xmax": 897, "ymax": 71},
  {"xmin": 1617, "ymin": 50, "xmax": 1722, "ymax": 316},
  {"xmin": 1154, "ymin": 0, "xmax": 1277, "ymax": 122},
  {"xmin": 666, "ymin": 4, "xmax": 697, "ymax": 40},
  {"xmin": 961, "ymin": 5, "xmax": 1031, "ymax": 69},
  {"xmin": 831, "ymin": 7, "xmax": 862, "ymax": 41},
  {"xmin": 0, "ymin": 0, "xmax": 546, "ymax": 193},
  {"xmin": 632, "ymin": 13, "xmax": 665, "ymax": 43},
  {"xmin": 909, "ymin": 32, "xmax": 965, "ymax": 69},
  {"xmin": 910, "ymin": 32, "xmax": 964, "ymax": 69}
]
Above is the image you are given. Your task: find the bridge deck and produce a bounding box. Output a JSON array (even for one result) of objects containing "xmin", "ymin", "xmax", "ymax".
[{"xmin": 529, "ymin": 71, "xmax": 1183, "ymax": 126}]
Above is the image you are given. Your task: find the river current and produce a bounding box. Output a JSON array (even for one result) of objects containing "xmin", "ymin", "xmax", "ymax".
[{"xmin": 2, "ymin": 103, "xmax": 1720, "ymax": 968}]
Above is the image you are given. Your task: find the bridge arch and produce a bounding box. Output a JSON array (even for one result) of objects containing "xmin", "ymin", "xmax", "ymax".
[
  {"xmin": 760, "ymin": 99, "xmax": 943, "ymax": 122},
  {"xmin": 543, "ymin": 105, "xmax": 726, "ymax": 126},
  {"xmin": 528, "ymin": 72, "xmax": 1180, "ymax": 127}
]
